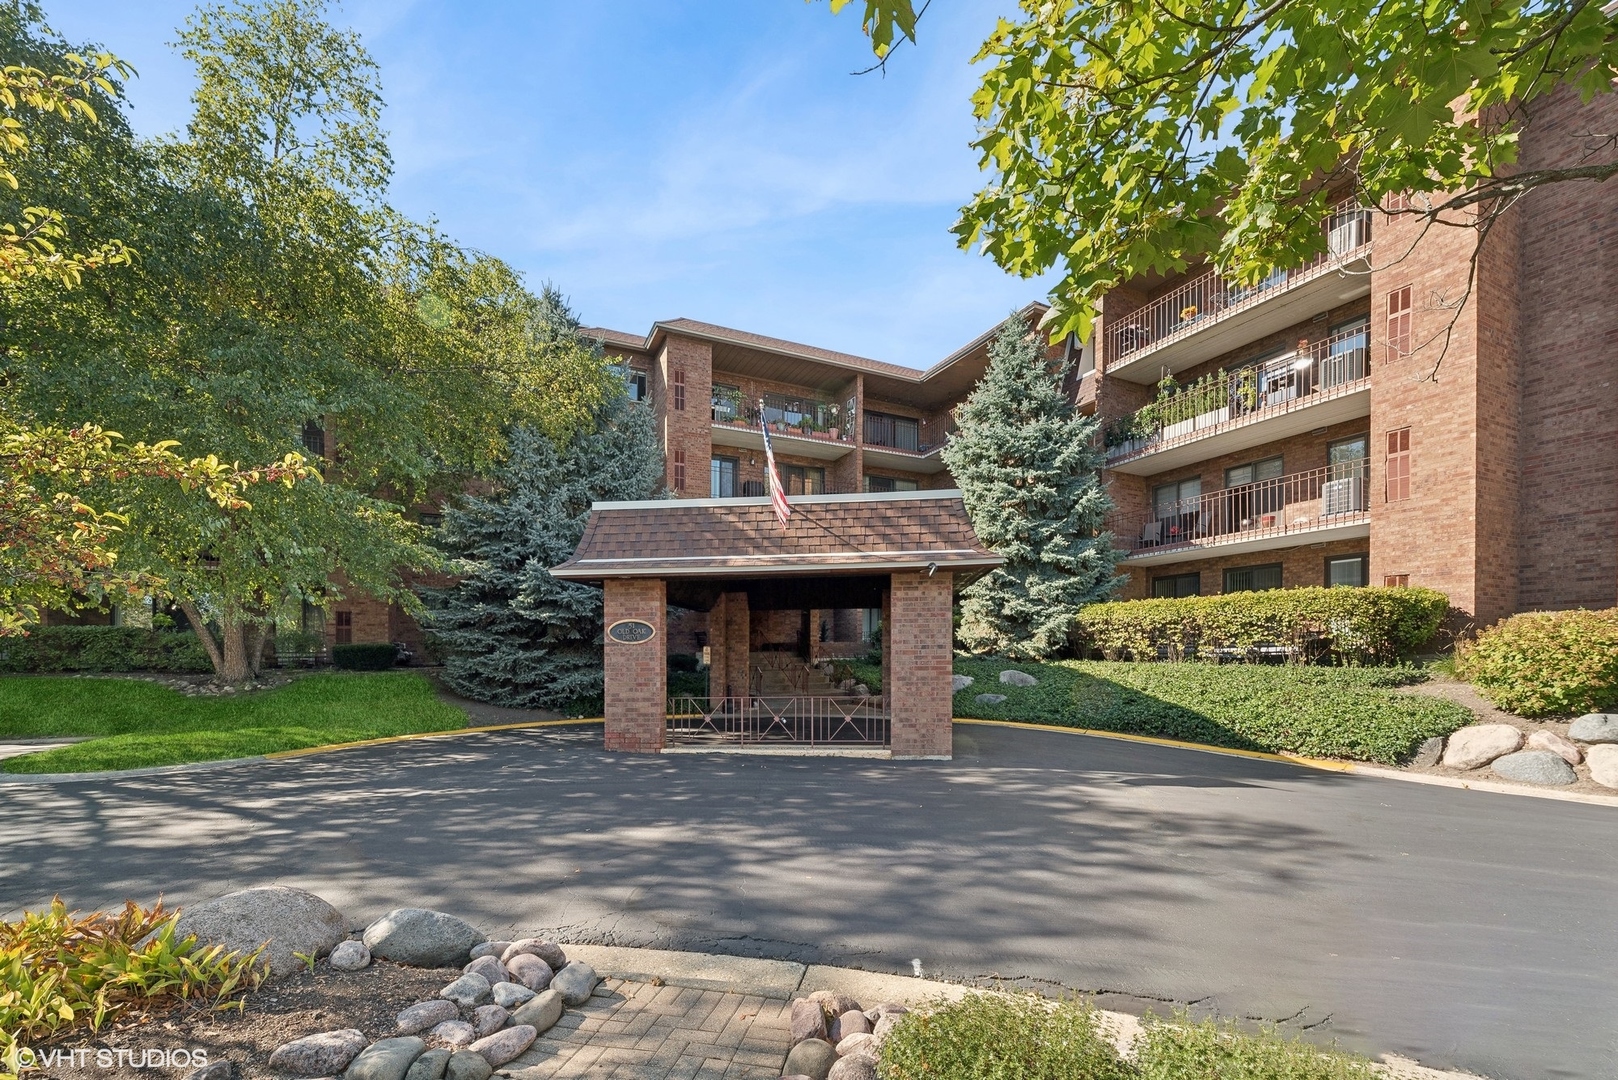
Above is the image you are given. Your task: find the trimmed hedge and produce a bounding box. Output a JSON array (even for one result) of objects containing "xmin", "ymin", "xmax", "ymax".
[
  {"xmin": 1456, "ymin": 607, "xmax": 1618, "ymax": 717},
  {"xmin": 0, "ymin": 627, "xmax": 212, "ymax": 674},
  {"xmin": 331, "ymin": 643, "xmax": 399, "ymax": 671},
  {"xmin": 1074, "ymin": 586, "xmax": 1448, "ymax": 664}
]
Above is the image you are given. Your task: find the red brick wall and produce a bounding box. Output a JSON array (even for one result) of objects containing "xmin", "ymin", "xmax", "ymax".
[
  {"xmin": 707, "ymin": 591, "xmax": 750, "ymax": 701},
  {"xmin": 888, "ymin": 570, "xmax": 953, "ymax": 758},
  {"xmin": 1118, "ymin": 538, "xmax": 1371, "ymax": 599},
  {"xmin": 603, "ymin": 577, "xmax": 666, "ymax": 753},
  {"xmin": 658, "ymin": 335, "xmax": 714, "ymax": 496}
]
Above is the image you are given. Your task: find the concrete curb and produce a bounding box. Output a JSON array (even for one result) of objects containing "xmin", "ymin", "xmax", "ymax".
[{"xmin": 562, "ymin": 944, "xmax": 1480, "ymax": 1079}]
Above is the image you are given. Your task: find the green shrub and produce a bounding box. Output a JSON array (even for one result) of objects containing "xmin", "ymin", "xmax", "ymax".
[
  {"xmin": 1133, "ymin": 1014, "xmax": 1377, "ymax": 1079},
  {"xmin": 271, "ymin": 629, "xmax": 326, "ymax": 659},
  {"xmin": 331, "ymin": 643, "xmax": 399, "ymax": 670},
  {"xmin": 1456, "ymin": 607, "xmax": 1618, "ymax": 717},
  {"xmin": 1074, "ymin": 587, "xmax": 1448, "ymax": 665},
  {"xmin": 953, "ymin": 659, "xmax": 1471, "ymax": 764},
  {"xmin": 0, "ymin": 627, "xmax": 212, "ymax": 674},
  {"xmin": 879, "ymin": 993, "xmax": 1132, "ymax": 1080}
]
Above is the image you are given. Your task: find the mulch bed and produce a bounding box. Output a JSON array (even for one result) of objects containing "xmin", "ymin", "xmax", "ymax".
[{"xmin": 30, "ymin": 961, "xmax": 460, "ymax": 1080}]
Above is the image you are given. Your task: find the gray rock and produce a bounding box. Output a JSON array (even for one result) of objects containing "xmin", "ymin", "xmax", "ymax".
[
  {"xmin": 863, "ymin": 1003, "xmax": 908, "ymax": 1024},
  {"xmin": 463, "ymin": 955, "xmax": 507, "ymax": 986},
  {"xmin": 790, "ymin": 998, "xmax": 829, "ymax": 1044},
  {"xmin": 852, "ymin": 684, "xmax": 871, "ymax": 697},
  {"xmin": 428, "ymin": 1022, "xmax": 476, "ymax": 1050},
  {"xmin": 782, "ymin": 1039, "xmax": 837, "ymax": 1080},
  {"xmin": 1441, "ymin": 724, "xmax": 1523, "ymax": 769},
  {"xmin": 329, "ymin": 940, "xmax": 372, "ymax": 972},
  {"xmin": 468, "ymin": 941, "xmax": 512, "ymax": 961},
  {"xmin": 951, "ymin": 675, "xmax": 974, "ymax": 693},
  {"xmin": 835, "ymin": 1011, "xmax": 870, "ymax": 1039},
  {"xmin": 467, "ymin": 1025, "xmax": 536, "ymax": 1068},
  {"xmin": 503, "ymin": 953, "xmax": 553, "ymax": 991},
  {"xmin": 549, "ymin": 961, "xmax": 596, "ymax": 1006},
  {"xmin": 806, "ymin": 990, "xmax": 862, "ymax": 1018},
  {"xmin": 500, "ymin": 939, "xmax": 568, "ymax": 971},
  {"xmin": 871, "ymin": 1013, "xmax": 902, "ymax": 1046},
  {"xmin": 1491, "ymin": 749, "xmax": 1577, "ymax": 785},
  {"xmin": 999, "ymin": 669, "xmax": 1037, "ymax": 687},
  {"xmin": 1527, "ymin": 729, "xmax": 1583, "ymax": 765},
  {"xmin": 268, "ymin": 1030, "xmax": 368, "ymax": 1077},
  {"xmin": 174, "ymin": 886, "xmax": 345, "ymax": 977},
  {"xmin": 439, "ymin": 973, "xmax": 492, "ymax": 1008},
  {"xmin": 470, "ymin": 1005, "xmax": 509, "ymax": 1038},
  {"xmin": 1587, "ymin": 744, "xmax": 1618, "ymax": 790},
  {"xmin": 974, "ymin": 694, "xmax": 1007, "ymax": 705},
  {"xmin": 836, "ymin": 1032, "xmax": 876, "ymax": 1058},
  {"xmin": 185, "ymin": 1061, "xmax": 234, "ymax": 1080},
  {"xmin": 827, "ymin": 1055, "xmax": 878, "ymax": 1080},
  {"xmin": 1407, "ymin": 736, "xmax": 1445, "ymax": 769},
  {"xmin": 363, "ymin": 909, "xmax": 486, "ymax": 967},
  {"xmin": 397, "ymin": 1000, "xmax": 460, "ymax": 1036},
  {"xmin": 490, "ymin": 981, "xmax": 536, "ymax": 1009},
  {"xmin": 343, "ymin": 1038, "xmax": 425, "ymax": 1080},
  {"xmin": 404, "ymin": 1049, "xmax": 450, "ymax": 1080},
  {"xmin": 444, "ymin": 1051, "xmax": 491, "ymax": 1080},
  {"xmin": 509, "ymin": 989, "xmax": 564, "ymax": 1034},
  {"xmin": 1569, "ymin": 713, "xmax": 1618, "ymax": 744}
]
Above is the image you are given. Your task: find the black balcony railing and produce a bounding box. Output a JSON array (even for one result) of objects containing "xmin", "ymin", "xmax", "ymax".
[
  {"xmin": 862, "ymin": 412, "xmax": 924, "ymax": 452},
  {"xmin": 712, "ymin": 389, "xmax": 851, "ymax": 442},
  {"xmin": 1119, "ymin": 459, "xmax": 1370, "ymax": 555}
]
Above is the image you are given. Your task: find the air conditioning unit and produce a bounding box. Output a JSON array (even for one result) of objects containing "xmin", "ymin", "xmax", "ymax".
[
  {"xmin": 1328, "ymin": 217, "xmax": 1364, "ymax": 256},
  {"xmin": 1321, "ymin": 476, "xmax": 1365, "ymax": 516}
]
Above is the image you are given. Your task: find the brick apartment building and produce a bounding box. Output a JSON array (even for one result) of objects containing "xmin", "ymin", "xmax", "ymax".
[{"xmin": 317, "ymin": 84, "xmax": 1615, "ymax": 656}]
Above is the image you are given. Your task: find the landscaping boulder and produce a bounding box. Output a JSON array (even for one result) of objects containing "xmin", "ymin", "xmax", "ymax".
[
  {"xmin": 1441, "ymin": 724, "xmax": 1523, "ymax": 770},
  {"xmin": 463, "ymin": 955, "xmax": 507, "ymax": 986},
  {"xmin": 501, "ymin": 938, "xmax": 567, "ymax": 971},
  {"xmin": 1569, "ymin": 713, "xmax": 1618, "ymax": 745},
  {"xmin": 974, "ymin": 694, "xmax": 1006, "ymax": 705},
  {"xmin": 444, "ymin": 1051, "xmax": 491, "ymax": 1080},
  {"xmin": 397, "ymin": 1000, "xmax": 459, "ymax": 1035},
  {"xmin": 330, "ymin": 940, "xmax": 372, "ymax": 971},
  {"xmin": 469, "ymin": 941, "xmax": 512, "ymax": 960},
  {"xmin": 783, "ymin": 1039, "xmax": 837, "ymax": 1080},
  {"xmin": 1491, "ymin": 750, "xmax": 1577, "ymax": 786},
  {"xmin": 999, "ymin": 669, "xmax": 1037, "ymax": 687},
  {"xmin": 863, "ymin": 1003, "xmax": 907, "ymax": 1024},
  {"xmin": 827, "ymin": 1055, "xmax": 878, "ymax": 1080},
  {"xmin": 806, "ymin": 990, "xmax": 862, "ymax": 1018},
  {"xmin": 510, "ymin": 988, "xmax": 564, "ymax": 1034},
  {"xmin": 951, "ymin": 675, "xmax": 974, "ymax": 693},
  {"xmin": 268, "ymin": 1029, "xmax": 368, "ymax": 1076},
  {"xmin": 491, "ymin": 981, "xmax": 536, "ymax": 1008},
  {"xmin": 364, "ymin": 909, "xmax": 486, "ymax": 967},
  {"xmin": 1587, "ymin": 744, "xmax": 1618, "ymax": 790},
  {"xmin": 1407, "ymin": 736, "xmax": 1445, "ymax": 769},
  {"xmin": 831, "ymin": 1009, "xmax": 870, "ymax": 1042},
  {"xmin": 428, "ymin": 1021, "xmax": 476, "ymax": 1050},
  {"xmin": 550, "ymin": 960, "xmax": 597, "ymax": 1005},
  {"xmin": 504, "ymin": 952, "xmax": 554, "ymax": 991},
  {"xmin": 173, "ymin": 885, "xmax": 345, "ymax": 977},
  {"xmin": 343, "ymin": 1037, "xmax": 425, "ymax": 1080},
  {"xmin": 790, "ymin": 998, "xmax": 829, "ymax": 1044},
  {"xmin": 439, "ymin": 972, "xmax": 493, "ymax": 1008},
  {"xmin": 836, "ymin": 1032, "xmax": 876, "ymax": 1058},
  {"xmin": 1527, "ymin": 730, "xmax": 1583, "ymax": 766},
  {"xmin": 467, "ymin": 1024, "xmax": 536, "ymax": 1068},
  {"xmin": 471, "ymin": 1005, "xmax": 509, "ymax": 1038},
  {"xmin": 871, "ymin": 1013, "xmax": 902, "ymax": 1046},
  {"xmin": 404, "ymin": 1049, "xmax": 450, "ymax": 1080}
]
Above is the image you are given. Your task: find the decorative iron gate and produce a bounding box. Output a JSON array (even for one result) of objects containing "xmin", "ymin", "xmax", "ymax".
[{"xmin": 666, "ymin": 695, "xmax": 889, "ymax": 747}]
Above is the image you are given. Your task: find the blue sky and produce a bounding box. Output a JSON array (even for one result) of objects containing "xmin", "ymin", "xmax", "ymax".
[{"xmin": 48, "ymin": 1, "xmax": 1052, "ymax": 370}]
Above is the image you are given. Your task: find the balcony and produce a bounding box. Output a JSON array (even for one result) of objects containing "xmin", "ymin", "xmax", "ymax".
[
  {"xmin": 712, "ymin": 390, "xmax": 853, "ymax": 462},
  {"xmin": 1117, "ymin": 459, "xmax": 1370, "ymax": 566},
  {"xmin": 863, "ymin": 412, "xmax": 948, "ymax": 474},
  {"xmin": 1106, "ymin": 325, "xmax": 1371, "ymax": 475},
  {"xmin": 1103, "ymin": 199, "xmax": 1374, "ymax": 384}
]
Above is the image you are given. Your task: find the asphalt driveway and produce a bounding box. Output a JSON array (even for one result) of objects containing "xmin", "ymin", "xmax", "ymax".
[{"xmin": 2, "ymin": 723, "xmax": 1612, "ymax": 1079}]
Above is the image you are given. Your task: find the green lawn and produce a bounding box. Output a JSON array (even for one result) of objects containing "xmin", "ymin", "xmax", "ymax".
[
  {"xmin": 950, "ymin": 658, "xmax": 1472, "ymax": 765},
  {"xmin": 0, "ymin": 672, "xmax": 468, "ymax": 773}
]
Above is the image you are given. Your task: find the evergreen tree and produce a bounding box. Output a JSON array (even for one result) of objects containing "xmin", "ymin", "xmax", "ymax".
[
  {"xmin": 427, "ymin": 295, "xmax": 664, "ymax": 708},
  {"xmin": 942, "ymin": 315, "xmax": 1121, "ymax": 659}
]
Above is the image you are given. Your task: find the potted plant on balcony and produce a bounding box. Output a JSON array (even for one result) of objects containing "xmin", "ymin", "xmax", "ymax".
[
  {"xmin": 1178, "ymin": 303, "xmax": 1200, "ymax": 327},
  {"xmin": 1192, "ymin": 369, "xmax": 1229, "ymax": 429}
]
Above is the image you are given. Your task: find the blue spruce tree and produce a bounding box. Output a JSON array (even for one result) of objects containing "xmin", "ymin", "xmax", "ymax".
[{"xmin": 941, "ymin": 314, "xmax": 1121, "ymax": 659}]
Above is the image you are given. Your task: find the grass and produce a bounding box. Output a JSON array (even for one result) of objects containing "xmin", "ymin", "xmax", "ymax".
[
  {"xmin": 0, "ymin": 672, "xmax": 467, "ymax": 773},
  {"xmin": 947, "ymin": 658, "xmax": 1472, "ymax": 765}
]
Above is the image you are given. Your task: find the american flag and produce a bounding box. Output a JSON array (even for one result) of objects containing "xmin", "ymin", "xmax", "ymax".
[{"xmin": 759, "ymin": 401, "xmax": 792, "ymax": 528}]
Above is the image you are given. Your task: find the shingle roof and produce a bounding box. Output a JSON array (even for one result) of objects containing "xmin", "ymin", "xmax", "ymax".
[{"xmin": 551, "ymin": 490, "xmax": 1001, "ymax": 580}]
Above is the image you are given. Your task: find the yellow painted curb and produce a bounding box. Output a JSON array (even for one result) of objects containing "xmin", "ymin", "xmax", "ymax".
[
  {"xmin": 263, "ymin": 717, "xmax": 605, "ymax": 760},
  {"xmin": 953, "ymin": 717, "xmax": 1355, "ymax": 773}
]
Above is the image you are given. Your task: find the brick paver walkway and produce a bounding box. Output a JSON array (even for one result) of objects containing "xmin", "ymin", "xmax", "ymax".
[{"xmin": 507, "ymin": 978, "xmax": 793, "ymax": 1080}]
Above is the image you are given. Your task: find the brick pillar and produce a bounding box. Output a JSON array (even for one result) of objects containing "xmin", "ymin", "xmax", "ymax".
[
  {"xmin": 888, "ymin": 570, "xmax": 953, "ymax": 759},
  {"xmin": 713, "ymin": 591, "xmax": 750, "ymax": 702},
  {"xmin": 879, "ymin": 587, "xmax": 892, "ymax": 713},
  {"xmin": 604, "ymin": 577, "xmax": 667, "ymax": 753}
]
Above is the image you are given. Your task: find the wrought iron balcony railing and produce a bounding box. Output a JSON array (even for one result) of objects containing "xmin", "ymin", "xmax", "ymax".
[
  {"xmin": 711, "ymin": 389, "xmax": 851, "ymax": 442},
  {"xmin": 1119, "ymin": 459, "xmax": 1370, "ymax": 555}
]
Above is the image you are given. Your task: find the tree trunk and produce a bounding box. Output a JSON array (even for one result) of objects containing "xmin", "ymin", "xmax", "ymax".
[
  {"xmin": 178, "ymin": 600, "xmax": 228, "ymax": 681},
  {"xmin": 245, "ymin": 621, "xmax": 267, "ymax": 679},
  {"xmin": 219, "ymin": 620, "xmax": 251, "ymax": 684}
]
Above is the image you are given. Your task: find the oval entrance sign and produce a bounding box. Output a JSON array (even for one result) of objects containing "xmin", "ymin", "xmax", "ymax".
[{"xmin": 607, "ymin": 619, "xmax": 657, "ymax": 645}]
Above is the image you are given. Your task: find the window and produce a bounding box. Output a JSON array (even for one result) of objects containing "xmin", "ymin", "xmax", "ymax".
[
  {"xmin": 863, "ymin": 410, "xmax": 920, "ymax": 451},
  {"xmin": 301, "ymin": 420, "xmax": 325, "ymax": 458},
  {"xmin": 672, "ymin": 449, "xmax": 686, "ymax": 492},
  {"xmin": 1223, "ymin": 564, "xmax": 1284, "ymax": 593},
  {"xmin": 710, "ymin": 456, "xmax": 738, "ymax": 497},
  {"xmin": 334, "ymin": 610, "xmax": 353, "ymax": 645},
  {"xmin": 1323, "ymin": 435, "xmax": 1370, "ymax": 514},
  {"xmin": 1326, "ymin": 555, "xmax": 1369, "ymax": 588},
  {"xmin": 625, "ymin": 369, "xmax": 647, "ymax": 401},
  {"xmin": 671, "ymin": 368, "xmax": 686, "ymax": 411},
  {"xmin": 418, "ymin": 511, "xmax": 443, "ymax": 529},
  {"xmin": 865, "ymin": 475, "xmax": 918, "ymax": 493},
  {"xmin": 741, "ymin": 479, "xmax": 765, "ymax": 497},
  {"xmin": 1153, "ymin": 477, "xmax": 1202, "ymax": 520},
  {"xmin": 861, "ymin": 608, "xmax": 882, "ymax": 642},
  {"xmin": 1385, "ymin": 286, "xmax": 1412, "ymax": 363},
  {"xmin": 711, "ymin": 383, "xmax": 740, "ymax": 422},
  {"xmin": 1385, "ymin": 428, "xmax": 1411, "ymax": 502},
  {"xmin": 1324, "ymin": 316, "xmax": 1370, "ymax": 386},
  {"xmin": 1152, "ymin": 573, "xmax": 1201, "ymax": 598},
  {"xmin": 775, "ymin": 464, "xmax": 825, "ymax": 495},
  {"xmin": 1383, "ymin": 573, "xmax": 1410, "ymax": 587},
  {"xmin": 1223, "ymin": 456, "xmax": 1283, "ymax": 488}
]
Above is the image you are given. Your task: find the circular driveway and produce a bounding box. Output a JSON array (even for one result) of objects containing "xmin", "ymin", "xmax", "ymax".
[{"xmin": 3, "ymin": 723, "xmax": 1612, "ymax": 1079}]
